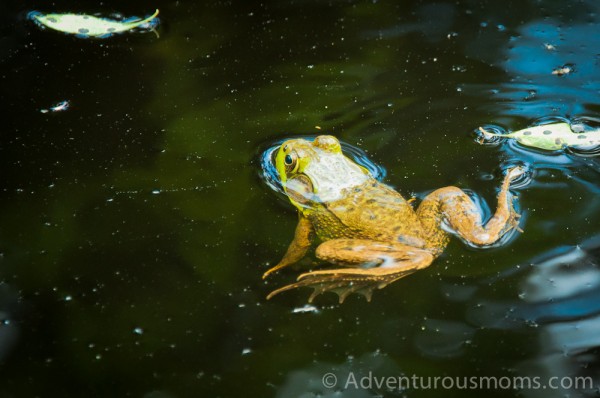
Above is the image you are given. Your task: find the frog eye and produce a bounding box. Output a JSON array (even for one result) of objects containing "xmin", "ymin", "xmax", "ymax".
[{"xmin": 284, "ymin": 151, "xmax": 298, "ymax": 173}]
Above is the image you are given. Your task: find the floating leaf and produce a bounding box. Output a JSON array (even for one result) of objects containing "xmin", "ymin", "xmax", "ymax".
[
  {"xmin": 29, "ymin": 9, "xmax": 159, "ymax": 38},
  {"xmin": 478, "ymin": 123, "xmax": 600, "ymax": 151}
]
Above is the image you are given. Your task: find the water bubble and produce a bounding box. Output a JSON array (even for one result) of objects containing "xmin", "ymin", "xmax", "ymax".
[{"xmin": 133, "ymin": 327, "xmax": 144, "ymax": 335}]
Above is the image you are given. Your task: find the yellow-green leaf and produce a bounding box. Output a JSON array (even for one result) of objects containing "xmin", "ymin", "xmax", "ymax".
[
  {"xmin": 479, "ymin": 123, "xmax": 600, "ymax": 151},
  {"xmin": 29, "ymin": 9, "xmax": 159, "ymax": 38}
]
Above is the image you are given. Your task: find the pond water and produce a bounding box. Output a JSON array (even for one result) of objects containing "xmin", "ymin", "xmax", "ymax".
[{"xmin": 2, "ymin": 0, "xmax": 600, "ymax": 397}]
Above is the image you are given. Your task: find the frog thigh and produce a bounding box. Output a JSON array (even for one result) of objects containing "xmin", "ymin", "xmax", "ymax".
[
  {"xmin": 315, "ymin": 238, "xmax": 432, "ymax": 267},
  {"xmin": 267, "ymin": 239, "xmax": 434, "ymax": 303}
]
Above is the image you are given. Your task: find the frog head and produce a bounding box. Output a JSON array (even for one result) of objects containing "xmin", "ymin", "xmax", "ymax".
[{"xmin": 275, "ymin": 135, "xmax": 370, "ymax": 214}]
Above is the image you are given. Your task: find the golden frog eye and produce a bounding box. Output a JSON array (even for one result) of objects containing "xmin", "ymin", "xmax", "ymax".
[{"xmin": 284, "ymin": 151, "xmax": 298, "ymax": 173}]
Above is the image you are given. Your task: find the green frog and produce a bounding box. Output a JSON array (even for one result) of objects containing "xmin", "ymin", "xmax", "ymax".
[{"xmin": 263, "ymin": 135, "xmax": 524, "ymax": 303}]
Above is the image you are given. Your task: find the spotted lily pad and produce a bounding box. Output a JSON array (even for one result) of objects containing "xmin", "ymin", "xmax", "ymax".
[
  {"xmin": 29, "ymin": 9, "xmax": 159, "ymax": 38},
  {"xmin": 479, "ymin": 123, "xmax": 600, "ymax": 151}
]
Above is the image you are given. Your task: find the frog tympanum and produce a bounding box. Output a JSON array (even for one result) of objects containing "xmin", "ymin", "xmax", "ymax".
[{"xmin": 263, "ymin": 135, "xmax": 524, "ymax": 303}]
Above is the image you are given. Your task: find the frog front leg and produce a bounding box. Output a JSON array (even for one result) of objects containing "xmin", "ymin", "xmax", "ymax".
[
  {"xmin": 417, "ymin": 166, "xmax": 524, "ymax": 249},
  {"xmin": 263, "ymin": 213, "xmax": 314, "ymax": 279},
  {"xmin": 267, "ymin": 239, "xmax": 435, "ymax": 303}
]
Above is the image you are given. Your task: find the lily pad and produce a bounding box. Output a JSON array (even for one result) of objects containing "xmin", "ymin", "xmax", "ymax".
[
  {"xmin": 478, "ymin": 123, "xmax": 600, "ymax": 151},
  {"xmin": 29, "ymin": 9, "xmax": 159, "ymax": 38}
]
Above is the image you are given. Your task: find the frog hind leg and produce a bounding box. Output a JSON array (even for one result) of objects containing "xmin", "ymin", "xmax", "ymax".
[
  {"xmin": 417, "ymin": 166, "xmax": 524, "ymax": 249},
  {"xmin": 266, "ymin": 239, "xmax": 434, "ymax": 303}
]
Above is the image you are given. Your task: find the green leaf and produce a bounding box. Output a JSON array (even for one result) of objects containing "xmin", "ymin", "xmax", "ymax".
[
  {"xmin": 31, "ymin": 9, "xmax": 159, "ymax": 38},
  {"xmin": 479, "ymin": 123, "xmax": 600, "ymax": 151}
]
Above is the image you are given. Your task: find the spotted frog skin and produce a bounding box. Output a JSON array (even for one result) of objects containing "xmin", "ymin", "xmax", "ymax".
[{"xmin": 263, "ymin": 135, "xmax": 524, "ymax": 303}]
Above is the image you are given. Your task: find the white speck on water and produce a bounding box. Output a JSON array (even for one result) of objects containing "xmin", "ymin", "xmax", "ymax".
[
  {"xmin": 151, "ymin": 189, "xmax": 161, "ymax": 195},
  {"xmin": 64, "ymin": 295, "xmax": 73, "ymax": 301},
  {"xmin": 292, "ymin": 304, "xmax": 320, "ymax": 314},
  {"xmin": 133, "ymin": 327, "xmax": 144, "ymax": 335},
  {"xmin": 241, "ymin": 348, "xmax": 252, "ymax": 355}
]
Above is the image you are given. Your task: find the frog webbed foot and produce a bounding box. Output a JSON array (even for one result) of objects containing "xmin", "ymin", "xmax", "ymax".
[
  {"xmin": 266, "ymin": 272, "xmax": 378, "ymax": 303},
  {"xmin": 267, "ymin": 267, "xmax": 419, "ymax": 303}
]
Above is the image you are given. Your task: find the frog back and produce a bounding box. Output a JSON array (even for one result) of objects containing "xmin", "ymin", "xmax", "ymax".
[{"xmin": 311, "ymin": 180, "xmax": 425, "ymax": 243}]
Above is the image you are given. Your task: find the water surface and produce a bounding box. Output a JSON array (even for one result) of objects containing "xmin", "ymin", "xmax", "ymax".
[{"xmin": 1, "ymin": 0, "xmax": 600, "ymax": 397}]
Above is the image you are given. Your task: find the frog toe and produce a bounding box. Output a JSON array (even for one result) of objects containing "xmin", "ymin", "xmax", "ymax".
[
  {"xmin": 266, "ymin": 274, "xmax": 380, "ymax": 303},
  {"xmin": 267, "ymin": 267, "xmax": 419, "ymax": 303}
]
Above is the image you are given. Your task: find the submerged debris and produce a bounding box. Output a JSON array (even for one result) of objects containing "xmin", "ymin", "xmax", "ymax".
[
  {"xmin": 40, "ymin": 100, "xmax": 70, "ymax": 113},
  {"xmin": 28, "ymin": 9, "xmax": 159, "ymax": 38},
  {"xmin": 552, "ymin": 64, "xmax": 575, "ymax": 76}
]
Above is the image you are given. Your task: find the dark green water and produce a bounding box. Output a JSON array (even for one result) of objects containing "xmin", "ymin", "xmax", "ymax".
[{"xmin": 2, "ymin": 0, "xmax": 600, "ymax": 397}]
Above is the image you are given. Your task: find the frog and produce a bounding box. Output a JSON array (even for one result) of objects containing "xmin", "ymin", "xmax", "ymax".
[{"xmin": 263, "ymin": 135, "xmax": 525, "ymax": 303}]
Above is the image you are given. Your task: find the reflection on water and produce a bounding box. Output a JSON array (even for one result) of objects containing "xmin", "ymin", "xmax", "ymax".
[
  {"xmin": 274, "ymin": 352, "xmax": 402, "ymax": 398},
  {"xmin": 0, "ymin": 283, "xmax": 19, "ymax": 363},
  {"xmin": 414, "ymin": 318, "xmax": 475, "ymax": 359},
  {"xmin": 464, "ymin": 235, "xmax": 600, "ymax": 396},
  {"xmin": 464, "ymin": 3, "xmax": 600, "ymax": 118}
]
